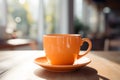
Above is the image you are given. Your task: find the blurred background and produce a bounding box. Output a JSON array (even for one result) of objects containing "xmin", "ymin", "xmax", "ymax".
[{"xmin": 0, "ymin": 0, "xmax": 120, "ymax": 51}]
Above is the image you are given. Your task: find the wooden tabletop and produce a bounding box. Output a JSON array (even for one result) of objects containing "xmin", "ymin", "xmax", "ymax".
[{"xmin": 0, "ymin": 51, "xmax": 120, "ymax": 80}]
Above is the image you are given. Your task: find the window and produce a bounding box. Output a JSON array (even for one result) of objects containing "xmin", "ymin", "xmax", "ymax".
[
  {"xmin": 0, "ymin": 0, "xmax": 69, "ymax": 42},
  {"xmin": 0, "ymin": 0, "xmax": 6, "ymax": 26},
  {"xmin": 7, "ymin": 0, "xmax": 39, "ymax": 38}
]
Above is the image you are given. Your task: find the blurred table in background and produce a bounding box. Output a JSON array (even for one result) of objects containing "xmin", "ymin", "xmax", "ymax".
[
  {"xmin": 0, "ymin": 38, "xmax": 38, "ymax": 50},
  {"xmin": 0, "ymin": 51, "xmax": 120, "ymax": 80}
]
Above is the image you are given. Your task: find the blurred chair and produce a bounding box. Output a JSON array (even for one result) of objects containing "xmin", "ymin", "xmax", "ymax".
[{"xmin": 104, "ymin": 39, "xmax": 120, "ymax": 51}]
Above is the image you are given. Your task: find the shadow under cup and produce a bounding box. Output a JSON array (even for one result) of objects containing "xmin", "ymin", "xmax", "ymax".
[{"xmin": 43, "ymin": 34, "xmax": 92, "ymax": 65}]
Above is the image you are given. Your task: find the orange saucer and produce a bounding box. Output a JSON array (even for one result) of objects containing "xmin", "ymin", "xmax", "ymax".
[{"xmin": 34, "ymin": 57, "xmax": 91, "ymax": 72}]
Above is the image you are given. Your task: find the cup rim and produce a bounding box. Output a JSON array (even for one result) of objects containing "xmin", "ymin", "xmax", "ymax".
[{"xmin": 44, "ymin": 34, "xmax": 81, "ymax": 37}]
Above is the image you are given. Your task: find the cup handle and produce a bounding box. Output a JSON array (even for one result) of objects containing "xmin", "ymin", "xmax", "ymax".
[{"xmin": 77, "ymin": 38, "xmax": 92, "ymax": 59}]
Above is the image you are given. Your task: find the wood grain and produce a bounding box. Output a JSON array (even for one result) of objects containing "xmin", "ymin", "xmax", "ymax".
[{"xmin": 0, "ymin": 51, "xmax": 119, "ymax": 80}]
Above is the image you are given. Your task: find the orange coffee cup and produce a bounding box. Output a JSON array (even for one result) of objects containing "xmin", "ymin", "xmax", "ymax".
[{"xmin": 43, "ymin": 34, "xmax": 92, "ymax": 65}]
